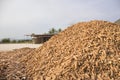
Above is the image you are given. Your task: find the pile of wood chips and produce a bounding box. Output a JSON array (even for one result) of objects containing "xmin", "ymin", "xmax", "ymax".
[
  {"xmin": 0, "ymin": 20, "xmax": 120, "ymax": 80},
  {"xmin": 24, "ymin": 20, "xmax": 120, "ymax": 80},
  {"xmin": 0, "ymin": 48, "xmax": 35, "ymax": 80}
]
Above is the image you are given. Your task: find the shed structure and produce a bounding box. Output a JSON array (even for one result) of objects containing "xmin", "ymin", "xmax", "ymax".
[{"xmin": 31, "ymin": 34, "xmax": 54, "ymax": 44}]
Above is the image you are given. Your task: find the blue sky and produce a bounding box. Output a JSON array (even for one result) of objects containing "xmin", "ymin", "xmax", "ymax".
[{"xmin": 0, "ymin": 0, "xmax": 120, "ymax": 39}]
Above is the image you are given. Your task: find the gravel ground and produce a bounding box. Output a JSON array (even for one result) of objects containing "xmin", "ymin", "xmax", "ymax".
[{"xmin": 0, "ymin": 43, "xmax": 41, "ymax": 51}]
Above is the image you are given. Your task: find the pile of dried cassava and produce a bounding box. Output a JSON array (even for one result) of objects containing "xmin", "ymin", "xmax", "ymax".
[
  {"xmin": 0, "ymin": 48, "xmax": 35, "ymax": 80},
  {"xmin": 23, "ymin": 20, "xmax": 120, "ymax": 80}
]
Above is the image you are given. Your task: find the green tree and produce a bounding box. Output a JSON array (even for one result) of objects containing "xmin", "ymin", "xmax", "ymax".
[
  {"xmin": 17, "ymin": 40, "xmax": 25, "ymax": 43},
  {"xmin": 48, "ymin": 28, "xmax": 62, "ymax": 34},
  {"xmin": 58, "ymin": 28, "xmax": 62, "ymax": 32},
  {"xmin": 11, "ymin": 40, "xmax": 17, "ymax": 43},
  {"xmin": 48, "ymin": 28, "xmax": 57, "ymax": 34},
  {"xmin": 1, "ymin": 38, "xmax": 10, "ymax": 43}
]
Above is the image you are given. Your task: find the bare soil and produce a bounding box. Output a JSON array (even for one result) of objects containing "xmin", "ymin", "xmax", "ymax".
[{"xmin": 0, "ymin": 44, "xmax": 40, "ymax": 51}]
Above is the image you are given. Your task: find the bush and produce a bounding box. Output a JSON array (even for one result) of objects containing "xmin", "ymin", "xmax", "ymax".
[
  {"xmin": 1, "ymin": 38, "xmax": 10, "ymax": 43},
  {"xmin": 11, "ymin": 40, "xmax": 17, "ymax": 43}
]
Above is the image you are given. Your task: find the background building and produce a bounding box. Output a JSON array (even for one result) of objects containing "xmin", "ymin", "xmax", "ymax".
[{"xmin": 30, "ymin": 34, "xmax": 54, "ymax": 44}]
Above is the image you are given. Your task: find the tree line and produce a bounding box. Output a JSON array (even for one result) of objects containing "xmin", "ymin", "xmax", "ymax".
[
  {"xmin": 0, "ymin": 38, "xmax": 32, "ymax": 43},
  {"xmin": 48, "ymin": 28, "xmax": 62, "ymax": 34},
  {"xmin": 0, "ymin": 28, "xmax": 62, "ymax": 43}
]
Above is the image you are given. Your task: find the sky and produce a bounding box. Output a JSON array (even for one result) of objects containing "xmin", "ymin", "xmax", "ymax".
[{"xmin": 0, "ymin": 0, "xmax": 120, "ymax": 39}]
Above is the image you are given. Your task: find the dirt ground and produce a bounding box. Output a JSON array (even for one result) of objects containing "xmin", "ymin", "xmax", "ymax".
[{"xmin": 0, "ymin": 44, "xmax": 41, "ymax": 51}]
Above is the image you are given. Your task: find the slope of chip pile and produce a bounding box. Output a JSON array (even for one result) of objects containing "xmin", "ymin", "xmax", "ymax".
[
  {"xmin": 23, "ymin": 20, "xmax": 120, "ymax": 80},
  {"xmin": 1, "ymin": 20, "xmax": 119, "ymax": 80},
  {"xmin": 0, "ymin": 48, "xmax": 35, "ymax": 80}
]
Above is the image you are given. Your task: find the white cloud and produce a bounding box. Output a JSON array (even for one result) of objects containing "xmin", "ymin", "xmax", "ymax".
[{"xmin": 0, "ymin": 0, "xmax": 120, "ymax": 39}]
